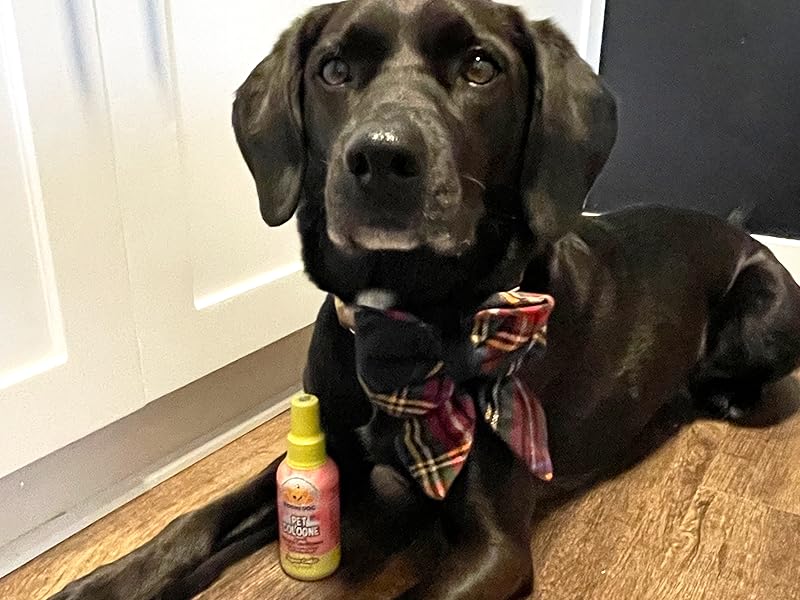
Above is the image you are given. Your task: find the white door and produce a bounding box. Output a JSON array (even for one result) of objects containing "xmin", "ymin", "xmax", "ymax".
[
  {"xmin": 503, "ymin": 0, "xmax": 607, "ymax": 71},
  {"xmin": 93, "ymin": 1, "xmax": 325, "ymax": 401},
  {"xmin": 0, "ymin": 0, "xmax": 144, "ymax": 478}
]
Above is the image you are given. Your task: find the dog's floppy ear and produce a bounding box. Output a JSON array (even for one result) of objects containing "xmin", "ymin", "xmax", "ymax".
[
  {"xmin": 232, "ymin": 5, "xmax": 336, "ymax": 226},
  {"xmin": 520, "ymin": 20, "xmax": 618, "ymax": 242}
]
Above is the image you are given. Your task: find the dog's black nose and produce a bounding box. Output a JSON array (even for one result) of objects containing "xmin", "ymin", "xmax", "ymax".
[{"xmin": 345, "ymin": 125, "xmax": 424, "ymax": 191}]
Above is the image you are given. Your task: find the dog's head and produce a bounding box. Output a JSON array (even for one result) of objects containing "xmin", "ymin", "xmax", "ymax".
[{"xmin": 233, "ymin": 0, "xmax": 616, "ymax": 312}]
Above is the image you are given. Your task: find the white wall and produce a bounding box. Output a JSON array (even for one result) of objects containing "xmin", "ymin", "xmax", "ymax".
[{"xmin": 501, "ymin": 0, "xmax": 607, "ymax": 70}]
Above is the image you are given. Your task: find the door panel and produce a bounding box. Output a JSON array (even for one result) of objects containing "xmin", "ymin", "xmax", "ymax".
[
  {"xmin": 0, "ymin": 0, "xmax": 144, "ymax": 478},
  {"xmin": 94, "ymin": 1, "xmax": 325, "ymax": 401},
  {"xmin": 167, "ymin": 2, "xmax": 307, "ymax": 303},
  {"xmin": 0, "ymin": 31, "xmax": 65, "ymax": 381}
]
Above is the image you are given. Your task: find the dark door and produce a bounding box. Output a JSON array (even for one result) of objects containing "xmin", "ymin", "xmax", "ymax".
[{"xmin": 587, "ymin": 0, "xmax": 800, "ymax": 238}]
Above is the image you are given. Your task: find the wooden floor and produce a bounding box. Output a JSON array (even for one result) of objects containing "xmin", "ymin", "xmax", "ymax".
[{"xmin": 3, "ymin": 373, "xmax": 799, "ymax": 600}]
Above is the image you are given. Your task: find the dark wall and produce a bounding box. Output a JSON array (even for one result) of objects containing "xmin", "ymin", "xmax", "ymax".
[{"xmin": 586, "ymin": 0, "xmax": 800, "ymax": 238}]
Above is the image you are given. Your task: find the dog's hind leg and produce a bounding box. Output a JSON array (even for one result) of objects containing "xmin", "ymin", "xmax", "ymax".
[
  {"xmin": 48, "ymin": 453, "xmax": 284, "ymax": 600},
  {"xmin": 691, "ymin": 246, "xmax": 800, "ymax": 420}
]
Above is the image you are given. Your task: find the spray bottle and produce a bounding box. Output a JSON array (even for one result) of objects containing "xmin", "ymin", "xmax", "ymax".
[{"xmin": 277, "ymin": 393, "xmax": 341, "ymax": 580}]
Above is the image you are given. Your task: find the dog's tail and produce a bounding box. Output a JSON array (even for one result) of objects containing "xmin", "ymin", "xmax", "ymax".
[
  {"xmin": 726, "ymin": 201, "xmax": 797, "ymax": 239},
  {"xmin": 726, "ymin": 204, "xmax": 757, "ymax": 232}
]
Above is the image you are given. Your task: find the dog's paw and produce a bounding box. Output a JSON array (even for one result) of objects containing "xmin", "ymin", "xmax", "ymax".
[
  {"xmin": 47, "ymin": 569, "xmax": 140, "ymax": 600},
  {"xmin": 692, "ymin": 380, "xmax": 764, "ymax": 423},
  {"xmin": 707, "ymin": 393, "xmax": 747, "ymax": 421}
]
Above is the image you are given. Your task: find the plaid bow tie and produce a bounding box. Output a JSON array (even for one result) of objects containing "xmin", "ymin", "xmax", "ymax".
[{"xmin": 353, "ymin": 291, "xmax": 555, "ymax": 500}]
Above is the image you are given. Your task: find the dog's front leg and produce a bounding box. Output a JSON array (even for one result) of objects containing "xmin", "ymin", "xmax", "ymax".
[
  {"xmin": 397, "ymin": 426, "xmax": 537, "ymax": 600},
  {"xmin": 49, "ymin": 454, "xmax": 284, "ymax": 600}
]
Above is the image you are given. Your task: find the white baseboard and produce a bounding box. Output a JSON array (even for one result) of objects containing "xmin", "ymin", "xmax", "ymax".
[
  {"xmin": 753, "ymin": 234, "xmax": 800, "ymax": 283},
  {"xmin": 0, "ymin": 395, "xmax": 293, "ymax": 579},
  {"xmin": 0, "ymin": 326, "xmax": 312, "ymax": 579}
]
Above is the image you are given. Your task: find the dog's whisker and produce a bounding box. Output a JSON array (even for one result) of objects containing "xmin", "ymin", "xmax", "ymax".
[{"xmin": 462, "ymin": 174, "xmax": 487, "ymax": 191}]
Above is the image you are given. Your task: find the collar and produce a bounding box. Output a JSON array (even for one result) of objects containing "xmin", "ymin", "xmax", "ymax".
[{"xmin": 342, "ymin": 290, "xmax": 556, "ymax": 499}]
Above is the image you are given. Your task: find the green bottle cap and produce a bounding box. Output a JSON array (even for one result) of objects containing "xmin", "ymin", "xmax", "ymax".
[{"xmin": 286, "ymin": 393, "xmax": 327, "ymax": 469}]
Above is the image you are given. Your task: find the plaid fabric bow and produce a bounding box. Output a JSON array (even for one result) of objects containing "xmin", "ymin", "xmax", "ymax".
[{"xmin": 353, "ymin": 291, "xmax": 555, "ymax": 500}]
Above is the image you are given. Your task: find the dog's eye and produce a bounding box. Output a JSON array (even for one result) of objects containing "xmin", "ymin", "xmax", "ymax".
[
  {"xmin": 462, "ymin": 50, "xmax": 499, "ymax": 85},
  {"xmin": 321, "ymin": 58, "xmax": 350, "ymax": 86}
]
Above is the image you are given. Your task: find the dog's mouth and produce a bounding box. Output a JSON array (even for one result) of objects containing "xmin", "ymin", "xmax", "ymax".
[
  {"xmin": 326, "ymin": 220, "xmax": 476, "ymax": 256},
  {"xmin": 324, "ymin": 171, "xmax": 481, "ymax": 257},
  {"xmin": 312, "ymin": 200, "xmax": 536, "ymax": 315},
  {"xmin": 329, "ymin": 226, "xmax": 422, "ymax": 253}
]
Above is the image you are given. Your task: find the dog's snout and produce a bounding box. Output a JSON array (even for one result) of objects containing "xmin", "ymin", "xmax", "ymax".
[{"xmin": 345, "ymin": 124, "xmax": 424, "ymax": 191}]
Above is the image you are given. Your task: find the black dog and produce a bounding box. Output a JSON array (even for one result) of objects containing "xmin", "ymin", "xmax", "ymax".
[{"xmin": 52, "ymin": 1, "xmax": 800, "ymax": 598}]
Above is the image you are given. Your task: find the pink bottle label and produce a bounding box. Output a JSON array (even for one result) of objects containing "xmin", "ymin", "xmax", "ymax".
[{"xmin": 277, "ymin": 460, "xmax": 340, "ymax": 560}]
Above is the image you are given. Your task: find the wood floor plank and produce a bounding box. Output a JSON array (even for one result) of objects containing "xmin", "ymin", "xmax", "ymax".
[
  {"xmin": 702, "ymin": 403, "xmax": 800, "ymax": 516},
  {"xmin": 2, "ymin": 375, "xmax": 798, "ymax": 600},
  {"xmin": 532, "ymin": 420, "xmax": 727, "ymax": 600}
]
